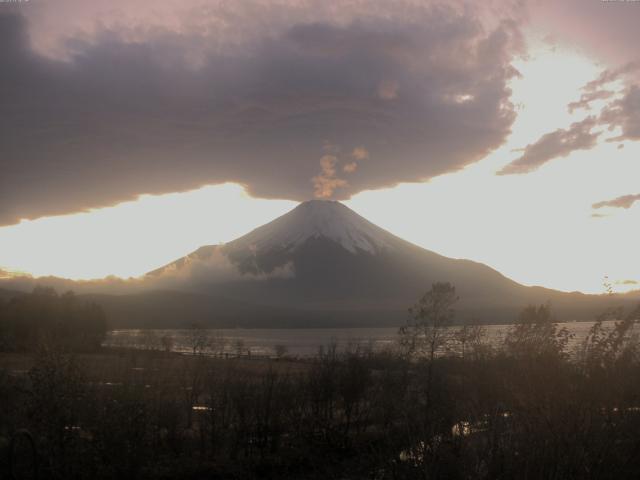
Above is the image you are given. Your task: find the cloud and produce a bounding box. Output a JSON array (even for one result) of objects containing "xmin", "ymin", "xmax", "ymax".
[
  {"xmin": 351, "ymin": 147, "xmax": 370, "ymax": 161},
  {"xmin": 562, "ymin": 62, "xmax": 640, "ymax": 143},
  {"xmin": 377, "ymin": 80, "xmax": 399, "ymax": 100},
  {"xmin": 582, "ymin": 64, "xmax": 640, "ymax": 148},
  {"xmin": 600, "ymin": 84, "xmax": 640, "ymax": 142},
  {"xmin": 342, "ymin": 147, "xmax": 369, "ymax": 173},
  {"xmin": 312, "ymin": 155, "xmax": 348, "ymax": 198},
  {"xmin": 0, "ymin": 248, "xmax": 295, "ymax": 295},
  {"xmin": 502, "ymin": 60, "xmax": 640, "ymax": 176},
  {"xmin": 530, "ymin": 1, "xmax": 640, "ymax": 66},
  {"xmin": 0, "ymin": 2, "xmax": 523, "ymax": 225},
  {"xmin": 567, "ymin": 89, "xmax": 614, "ymax": 114},
  {"xmin": 504, "ymin": 2, "xmax": 640, "ymax": 175},
  {"xmin": 498, "ymin": 117, "xmax": 599, "ymax": 175},
  {"xmin": 0, "ymin": 274, "xmax": 148, "ymax": 296},
  {"xmin": 592, "ymin": 193, "xmax": 640, "ymax": 210},
  {"xmin": 312, "ymin": 145, "xmax": 371, "ymax": 194},
  {"xmin": 343, "ymin": 162, "xmax": 358, "ymax": 173},
  {"xmin": 150, "ymin": 248, "xmax": 295, "ymax": 288}
]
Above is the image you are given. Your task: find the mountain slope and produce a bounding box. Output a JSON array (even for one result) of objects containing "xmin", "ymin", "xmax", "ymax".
[
  {"xmin": 147, "ymin": 200, "xmax": 621, "ymax": 325},
  {"xmin": 151, "ymin": 200, "xmax": 519, "ymax": 305}
]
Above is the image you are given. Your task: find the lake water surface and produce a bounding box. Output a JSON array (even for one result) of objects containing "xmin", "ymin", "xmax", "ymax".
[{"xmin": 104, "ymin": 321, "xmax": 625, "ymax": 358}]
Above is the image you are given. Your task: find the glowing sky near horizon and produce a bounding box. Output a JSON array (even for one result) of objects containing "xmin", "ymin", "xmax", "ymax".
[{"xmin": 1, "ymin": 1, "xmax": 640, "ymax": 294}]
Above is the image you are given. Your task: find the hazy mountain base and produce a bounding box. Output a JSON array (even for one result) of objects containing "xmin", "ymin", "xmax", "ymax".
[
  {"xmin": 86, "ymin": 291, "xmax": 640, "ymax": 329},
  {"xmin": 2, "ymin": 284, "xmax": 640, "ymax": 329}
]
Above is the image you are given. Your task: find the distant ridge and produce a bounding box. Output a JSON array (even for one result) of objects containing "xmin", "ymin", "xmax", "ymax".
[{"xmin": 140, "ymin": 200, "xmax": 633, "ymax": 327}]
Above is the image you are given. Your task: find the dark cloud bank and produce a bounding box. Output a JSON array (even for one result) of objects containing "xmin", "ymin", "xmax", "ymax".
[{"xmin": 0, "ymin": 4, "xmax": 522, "ymax": 225}]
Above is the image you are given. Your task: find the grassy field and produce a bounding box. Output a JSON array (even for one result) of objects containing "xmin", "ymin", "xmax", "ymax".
[{"xmin": 0, "ymin": 348, "xmax": 309, "ymax": 383}]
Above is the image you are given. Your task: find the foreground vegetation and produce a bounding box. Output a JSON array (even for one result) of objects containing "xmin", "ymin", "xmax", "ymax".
[
  {"xmin": 1, "ymin": 284, "xmax": 640, "ymax": 479},
  {"xmin": 0, "ymin": 287, "xmax": 107, "ymax": 353}
]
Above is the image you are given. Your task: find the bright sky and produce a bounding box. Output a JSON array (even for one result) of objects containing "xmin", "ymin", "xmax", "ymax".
[
  {"xmin": 350, "ymin": 42, "xmax": 640, "ymax": 294},
  {"xmin": 0, "ymin": 35, "xmax": 639, "ymax": 293}
]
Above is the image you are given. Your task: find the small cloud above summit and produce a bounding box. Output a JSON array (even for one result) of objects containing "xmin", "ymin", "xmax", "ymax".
[
  {"xmin": 351, "ymin": 147, "xmax": 369, "ymax": 161},
  {"xmin": 343, "ymin": 147, "xmax": 369, "ymax": 173},
  {"xmin": 377, "ymin": 80, "xmax": 399, "ymax": 100},
  {"xmin": 312, "ymin": 155, "xmax": 348, "ymax": 199},
  {"xmin": 343, "ymin": 162, "xmax": 358, "ymax": 173},
  {"xmin": 312, "ymin": 145, "xmax": 370, "ymax": 197}
]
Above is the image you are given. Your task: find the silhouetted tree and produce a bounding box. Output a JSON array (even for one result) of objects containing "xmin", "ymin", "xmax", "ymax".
[
  {"xmin": 400, "ymin": 282, "xmax": 458, "ymax": 360},
  {"xmin": 187, "ymin": 322, "xmax": 210, "ymax": 355},
  {"xmin": 504, "ymin": 303, "xmax": 571, "ymax": 360},
  {"xmin": 0, "ymin": 287, "xmax": 107, "ymax": 352}
]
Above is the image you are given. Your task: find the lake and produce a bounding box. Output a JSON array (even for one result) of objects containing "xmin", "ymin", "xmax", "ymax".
[{"xmin": 103, "ymin": 321, "xmax": 624, "ymax": 358}]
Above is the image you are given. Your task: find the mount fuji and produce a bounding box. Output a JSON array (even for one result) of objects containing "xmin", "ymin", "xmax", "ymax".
[{"xmin": 135, "ymin": 200, "xmax": 610, "ymax": 327}]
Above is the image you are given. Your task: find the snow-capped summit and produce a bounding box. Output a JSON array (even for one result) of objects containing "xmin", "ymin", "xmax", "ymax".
[{"xmin": 227, "ymin": 200, "xmax": 395, "ymax": 255}]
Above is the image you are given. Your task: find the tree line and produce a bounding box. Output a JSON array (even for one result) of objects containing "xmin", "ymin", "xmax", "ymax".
[
  {"xmin": 0, "ymin": 283, "xmax": 640, "ymax": 478},
  {"xmin": 0, "ymin": 287, "xmax": 107, "ymax": 352}
]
